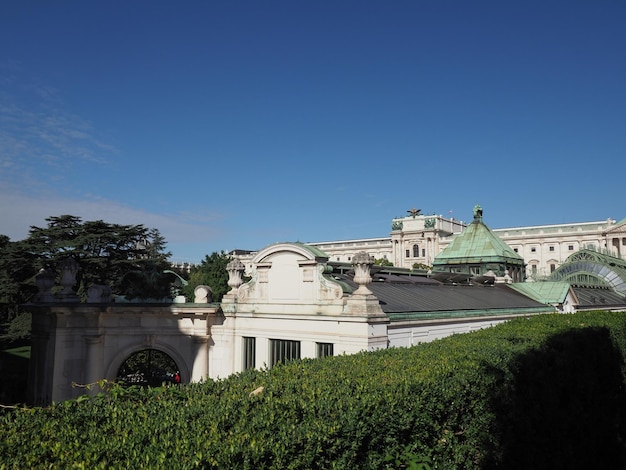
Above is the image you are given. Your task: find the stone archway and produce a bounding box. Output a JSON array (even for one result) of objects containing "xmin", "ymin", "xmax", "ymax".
[
  {"xmin": 116, "ymin": 348, "xmax": 181, "ymax": 386},
  {"xmin": 107, "ymin": 340, "xmax": 190, "ymax": 386},
  {"xmin": 26, "ymin": 303, "xmax": 220, "ymax": 405}
]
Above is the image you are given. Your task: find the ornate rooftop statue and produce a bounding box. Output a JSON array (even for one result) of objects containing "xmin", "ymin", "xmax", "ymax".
[
  {"xmin": 407, "ymin": 208, "xmax": 422, "ymax": 218},
  {"xmin": 473, "ymin": 204, "xmax": 483, "ymax": 221}
]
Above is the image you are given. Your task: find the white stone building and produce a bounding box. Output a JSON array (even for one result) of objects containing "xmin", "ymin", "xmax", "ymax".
[
  {"xmin": 28, "ymin": 241, "xmax": 553, "ymax": 403},
  {"xmin": 26, "ymin": 206, "xmax": 626, "ymax": 404},
  {"xmin": 305, "ymin": 208, "xmax": 626, "ymax": 280}
]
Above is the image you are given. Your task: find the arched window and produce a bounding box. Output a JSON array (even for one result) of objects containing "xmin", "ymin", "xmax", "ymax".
[
  {"xmin": 117, "ymin": 349, "xmax": 181, "ymax": 387},
  {"xmin": 413, "ymin": 244, "xmax": 419, "ymax": 258}
]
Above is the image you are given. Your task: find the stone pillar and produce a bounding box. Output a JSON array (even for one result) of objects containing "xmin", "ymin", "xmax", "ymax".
[
  {"xmin": 27, "ymin": 331, "xmax": 51, "ymax": 406},
  {"xmin": 83, "ymin": 335, "xmax": 103, "ymax": 395},
  {"xmin": 192, "ymin": 335, "xmax": 210, "ymax": 382}
]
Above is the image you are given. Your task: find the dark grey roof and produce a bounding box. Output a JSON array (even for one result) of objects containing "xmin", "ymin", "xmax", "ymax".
[
  {"xmin": 331, "ymin": 270, "xmax": 553, "ymax": 317},
  {"xmin": 572, "ymin": 287, "xmax": 626, "ymax": 308},
  {"xmin": 370, "ymin": 282, "xmax": 549, "ymax": 314}
]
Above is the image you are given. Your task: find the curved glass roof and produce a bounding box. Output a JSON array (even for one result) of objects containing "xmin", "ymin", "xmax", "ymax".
[{"xmin": 550, "ymin": 249, "xmax": 626, "ymax": 296}]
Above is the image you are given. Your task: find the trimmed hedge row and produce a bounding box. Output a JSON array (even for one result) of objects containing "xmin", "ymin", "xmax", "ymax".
[{"xmin": 2, "ymin": 311, "xmax": 626, "ymax": 469}]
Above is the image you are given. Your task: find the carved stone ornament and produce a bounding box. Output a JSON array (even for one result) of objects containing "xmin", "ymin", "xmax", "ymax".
[
  {"xmin": 87, "ymin": 284, "xmax": 112, "ymax": 303},
  {"xmin": 226, "ymin": 258, "xmax": 246, "ymax": 293},
  {"xmin": 407, "ymin": 208, "xmax": 422, "ymax": 218},
  {"xmin": 352, "ymin": 251, "xmax": 374, "ymax": 295},
  {"xmin": 473, "ymin": 204, "xmax": 483, "ymax": 221},
  {"xmin": 194, "ymin": 285, "xmax": 213, "ymax": 303},
  {"xmin": 59, "ymin": 258, "xmax": 79, "ymax": 301},
  {"xmin": 35, "ymin": 268, "xmax": 56, "ymax": 302}
]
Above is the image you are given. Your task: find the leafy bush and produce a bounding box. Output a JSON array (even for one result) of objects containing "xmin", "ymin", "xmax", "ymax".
[
  {"xmin": 0, "ymin": 312, "xmax": 31, "ymax": 341},
  {"xmin": 1, "ymin": 312, "xmax": 626, "ymax": 469}
]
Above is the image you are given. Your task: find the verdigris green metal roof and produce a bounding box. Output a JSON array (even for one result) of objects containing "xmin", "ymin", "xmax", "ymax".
[
  {"xmin": 433, "ymin": 205, "xmax": 523, "ymax": 266},
  {"xmin": 296, "ymin": 242, "xmax": 330, "ymax": 259},
  {"xmin": 550, "ymin": 248, "xmax": 626, "ymax": 296},
  {"xmin": 508, "ymin": 282, "xmax": 571, "ymax": 305}
]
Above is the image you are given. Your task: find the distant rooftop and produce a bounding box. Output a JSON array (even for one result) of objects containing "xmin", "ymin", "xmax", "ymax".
[
  {"xmin": 433, "ymin": 205, "xmax": 523, "ymax": 267},
  {"xmin": 327, "ymin": 264, "xmax": 552, "ymax": 318}
]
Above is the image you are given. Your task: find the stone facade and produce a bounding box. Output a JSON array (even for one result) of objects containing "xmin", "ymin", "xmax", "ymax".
[
  {"xmin": 213, "ymin": 243, "xmax": 389, "ymax": 378},
  {"xmin": 492, "ymin": 219, "xmax": 626, "ymax": 279},
  {"xmin": 303, "ymin": 210, "xmax": 626, "ymax": 279},
  {"xmin": 27, "ymin": 303, "xmax": 219, "ymax": 405}
]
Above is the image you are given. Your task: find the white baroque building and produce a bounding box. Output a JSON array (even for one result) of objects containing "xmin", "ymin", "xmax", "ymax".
[{"xmin": 303, "ymin": 209, "xmax": 626, "ymax": 280}]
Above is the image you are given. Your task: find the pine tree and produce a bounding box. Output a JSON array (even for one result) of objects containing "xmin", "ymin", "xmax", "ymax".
[{"xmin": 0, "ymin": 215, "xmax": 172, "ymax": 304}]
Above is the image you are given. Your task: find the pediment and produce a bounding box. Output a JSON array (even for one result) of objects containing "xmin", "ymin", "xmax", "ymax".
[
  {"xmin": 252, "ymin": 242, "xmax": 329, "ymax": 265},
  {"xmin": 238, "ymin": 242, "xmax": 343, "ymax": 305},
  {"xmin": 605, "ymin": 219, "xmax": 626, "ymax": 235}
]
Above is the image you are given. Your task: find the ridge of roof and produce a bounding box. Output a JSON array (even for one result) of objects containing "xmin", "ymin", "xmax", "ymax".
[{"xmin": 433, "ymin": 208, "xmax": 522, "ymax": 265}]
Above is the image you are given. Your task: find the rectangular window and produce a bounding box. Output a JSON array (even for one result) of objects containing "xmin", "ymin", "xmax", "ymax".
[
  {"xmin": 269, "ymin": 339, "xmax": 301, "ymax": 367},
  {"xmin": 550, "ymin": 264, "xmax": 556, "ymax": 273},
  {"xmin": 317, "ymin": 342, "xmax": 334, "ymax": 358},
  {"xmin": 569, "ymin": 245, "xmax": 574, "ymax": 251},
  {"xmin": 405, "ymin": 249, "xmax": 410, "ymax": 258},
  {"xmin": 243, "ymin": 337, "xmax": 256, "ymax": 371},
  {"xmin": 422, "ymin": 248, "xmax": 426, "ymax": 257},
  {"xmin": 531, "ymin": 265, "xmax": 537, "ymax": 274},
  {"xmin": 549, "ymin": 246, "xmax": 555, "ymax": 252},
  {"xmin": 531, "ymin": 247, "xmax": 536, "ymax": 253}
]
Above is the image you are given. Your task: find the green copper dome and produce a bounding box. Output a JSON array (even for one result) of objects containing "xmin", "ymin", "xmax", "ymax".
[{"xmin": 432, "ymin": 205, "xmax": 524, "ymax": 280}]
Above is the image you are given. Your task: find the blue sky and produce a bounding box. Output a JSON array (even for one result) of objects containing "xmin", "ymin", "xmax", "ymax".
[{"xmin": 1, "ymin": 1, "xmax": 625, "ymax": 263}]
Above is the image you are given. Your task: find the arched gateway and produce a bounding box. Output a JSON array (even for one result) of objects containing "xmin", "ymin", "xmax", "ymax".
[{"xmin": 27, "ymin": 302, "xmax": 220, "ymax": 405}]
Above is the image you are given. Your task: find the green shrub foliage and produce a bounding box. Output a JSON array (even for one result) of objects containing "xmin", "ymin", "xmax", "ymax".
[{"xmin": 2, "ymin": 312, "xmax": 626, "ymax": 469}]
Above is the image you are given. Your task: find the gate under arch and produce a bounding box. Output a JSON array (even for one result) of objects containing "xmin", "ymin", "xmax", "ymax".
[{"xmin": 27, "ymin": 303, "xmax": 220, "ymax": 405}]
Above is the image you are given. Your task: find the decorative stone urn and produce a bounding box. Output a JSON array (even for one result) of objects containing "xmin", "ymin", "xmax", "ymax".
[
  {"xmin": 352, "ymin": 251, "xmax": 374, "ymax": 295},
  {"xmin": 35, "ymin": 268, "xmax": 56, "ymax": 302},
  {"xmin": 226, "ymin": 259, "xmax": 246, "ymax": 295},
  {"xmin": 58, "ymin": 258, "xmax": 79, "ymax": 302},
  {"xmin": 87, "ymin": 285, "xmax": 112, "ymax": 303}
]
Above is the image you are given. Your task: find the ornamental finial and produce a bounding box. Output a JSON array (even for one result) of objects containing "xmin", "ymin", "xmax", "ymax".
[
  {"xmin": 352, "ymin": 251, "xmax": 374, "ymax": 295},
  {"xmin": 407, "ymin": 208, "xmax": 422, "ymax": 218},
  {"xmin": 473, "ymin": 204, "xmax": 483, "ymax": 221}
]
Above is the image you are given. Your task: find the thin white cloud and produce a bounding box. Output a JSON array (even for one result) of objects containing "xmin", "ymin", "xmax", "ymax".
[
  {"xmin": 0, "ymin": 64, "xmax": 230, "ymax": 260},
  {"xmin": 0, "ymin": 187, "xmax": 223, "ymax": 248},
  {"xmin": 0, "ymin": 65, "xmax": 117, "ymax": 190}
]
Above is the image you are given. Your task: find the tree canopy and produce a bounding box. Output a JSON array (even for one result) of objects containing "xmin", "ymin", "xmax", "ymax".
[
  {"xmin": 0, "ymin": 215, "xmax": 172, "ymax": 307},
  {"xmin": 182, "ymin": 251, "xmax": 232, "ymax": 303}
]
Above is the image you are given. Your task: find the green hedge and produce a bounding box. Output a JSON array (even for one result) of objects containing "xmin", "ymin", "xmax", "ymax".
[{"xmin": 2, "ymin": 311, "xmax": 626, "ymax": 469}]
